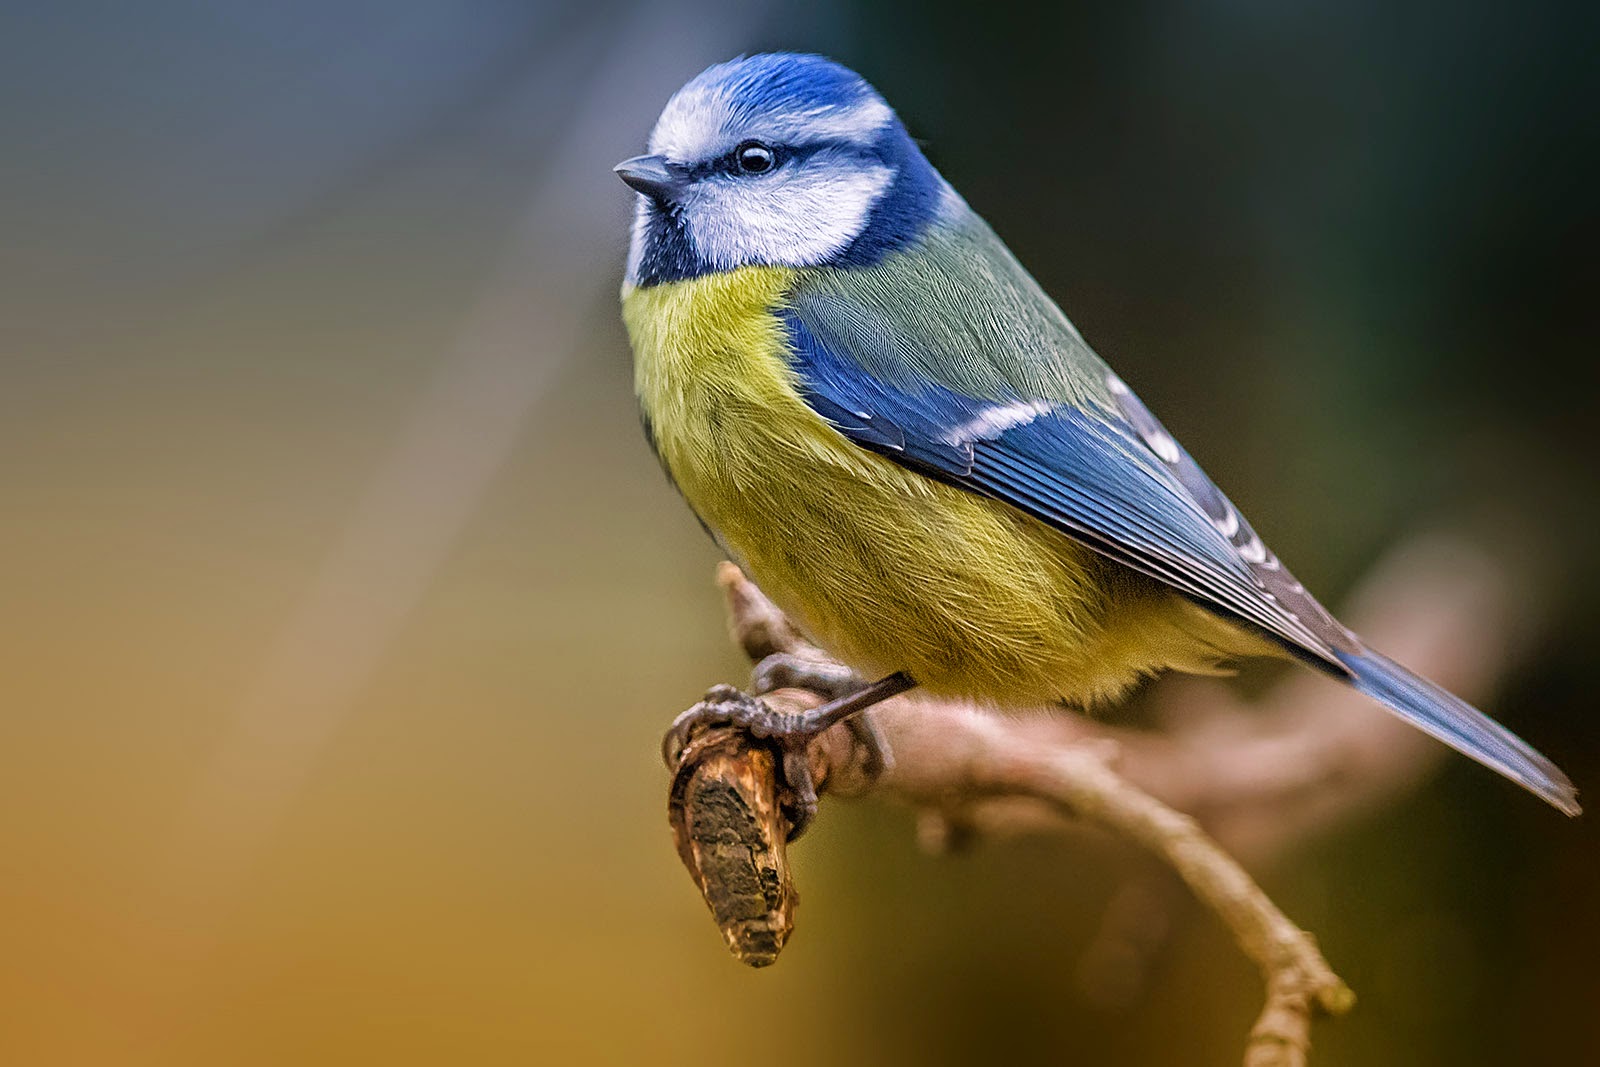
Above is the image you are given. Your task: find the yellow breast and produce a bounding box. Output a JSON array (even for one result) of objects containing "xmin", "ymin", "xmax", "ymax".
[{"xmin": 622, "ymin": 269, "xmax": 1248, "ymax": 708}]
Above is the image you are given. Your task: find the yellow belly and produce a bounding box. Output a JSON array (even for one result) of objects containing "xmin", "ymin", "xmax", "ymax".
[{"xmin": 623, "ymin": 267, "xmax": 1250, "ymax": 708}]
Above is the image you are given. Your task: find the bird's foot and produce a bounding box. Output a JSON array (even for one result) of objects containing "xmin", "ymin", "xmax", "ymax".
[
  {"xmin": 662, "ymin": 684, "xmax": 827, "ymax": 837},
  {"xmin": 663, "ymin": 684, "xmax": 824, "ymax": 767},
  {"xmin": 751, "ymin": 653, "xmax": 894, "ymax": 783},
  {"xmin": 662, "ymin": 672, "xmax": 913, "ymax": 839}
]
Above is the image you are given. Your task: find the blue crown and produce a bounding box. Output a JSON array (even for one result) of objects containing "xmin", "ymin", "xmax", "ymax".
[{"xmin": 693, "ymin": 53, "xmax": 881, "ymax": 125}]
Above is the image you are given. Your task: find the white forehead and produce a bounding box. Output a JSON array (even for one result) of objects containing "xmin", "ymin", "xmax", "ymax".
[{"xmin": 647, "ymin": 80, "xmax": 893, "ymax": 162}]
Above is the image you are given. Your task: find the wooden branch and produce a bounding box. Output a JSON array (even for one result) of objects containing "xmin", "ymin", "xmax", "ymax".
[
  {"xmin": 665, "ymin": 533, "xmax": 1539, "ymax": 1065},
  {"xmin": 667, "ymin": 729, "xmax": 796, "ymax": 965}
]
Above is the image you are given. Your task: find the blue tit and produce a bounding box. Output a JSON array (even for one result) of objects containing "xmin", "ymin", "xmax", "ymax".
[{"xmin": 616, "ymin": 52, "xmax": 1578, "ymax": 827}]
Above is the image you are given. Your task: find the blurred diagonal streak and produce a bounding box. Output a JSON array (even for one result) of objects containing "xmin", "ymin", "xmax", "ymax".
[{"xmin": 161, "ymin": 0, "xmax": 764, "ymax": 928}]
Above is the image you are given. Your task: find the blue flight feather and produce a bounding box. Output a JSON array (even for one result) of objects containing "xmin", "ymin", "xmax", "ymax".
[
  {"xmin": 1334, "ymin": 648, "xmax": 1580, "ymax": 814},
  {"xmin": 781, "ymin": 280, "xmax": 1580, "ymax": 816}
]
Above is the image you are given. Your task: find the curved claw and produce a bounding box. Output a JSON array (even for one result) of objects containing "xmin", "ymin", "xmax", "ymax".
[
  {"xmin": 661, "ymin": 719, "xmax": 690, "ymax": 769},
  {"xmin": 781, "ymin": 747, "xmax": 819, "ymax": 839},
  {"xmin": 661, "ymin": 684, "xmax": 765, "ymax": 769}
]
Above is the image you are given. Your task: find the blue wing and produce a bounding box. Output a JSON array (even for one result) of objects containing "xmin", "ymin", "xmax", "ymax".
[
  {"xmin": 782, "ymin": 304, "xmax": 1359, "ymax": 673},
  {"xmin": 781, "ymin": 229, "xmax": 1578, "ymax": 814}
]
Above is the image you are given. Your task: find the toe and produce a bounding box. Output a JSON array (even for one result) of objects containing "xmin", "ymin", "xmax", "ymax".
[
  {"xmin": 751, "ymin": 653, "xmax": 860, "ymax": 699},
  {"xmin": 847, "ymin": 712, "xmax": 894, "ymax": 781}
]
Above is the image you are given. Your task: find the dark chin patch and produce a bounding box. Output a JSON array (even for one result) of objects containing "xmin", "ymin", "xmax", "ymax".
[{"xmin": 631, "ymin": 201, "xmax": 711, "ymax": 287}]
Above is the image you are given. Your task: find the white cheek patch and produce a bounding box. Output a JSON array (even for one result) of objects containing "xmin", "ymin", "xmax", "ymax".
[{"xmin": 683, "ymin": 152, "xmax": 893, "ymax": 270}]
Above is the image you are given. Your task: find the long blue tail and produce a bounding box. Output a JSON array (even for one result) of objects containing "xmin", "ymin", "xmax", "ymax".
[{"xmin": 1334, "ymin": 647, "xmax": 1580, "ymax": 815}]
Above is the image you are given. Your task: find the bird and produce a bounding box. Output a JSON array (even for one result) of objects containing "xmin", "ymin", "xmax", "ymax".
[{"xmin": 615, "ymin": 52, "xmax": 1578, "ymax": 833}]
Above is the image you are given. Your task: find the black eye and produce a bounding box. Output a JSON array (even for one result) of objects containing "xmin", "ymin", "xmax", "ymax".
[{"xmin": 734, "ymin": 140, "xmax": 776, "ymax": 175}]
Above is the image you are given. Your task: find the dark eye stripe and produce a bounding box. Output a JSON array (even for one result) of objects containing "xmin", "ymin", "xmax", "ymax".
[{"xmin": 681, "ymin": 137, "xmax": 876, "ymax": 182}]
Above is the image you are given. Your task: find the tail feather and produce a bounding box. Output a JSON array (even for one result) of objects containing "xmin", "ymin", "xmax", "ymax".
[{"xmin": 1335, "ymin": 647, "xmax": 1580, "ymax": 816}]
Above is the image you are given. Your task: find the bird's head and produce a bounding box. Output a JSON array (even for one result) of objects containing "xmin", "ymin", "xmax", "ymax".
[{"xmin": 618, "ymin": 53, "xmax": 950, "ymax": 287}]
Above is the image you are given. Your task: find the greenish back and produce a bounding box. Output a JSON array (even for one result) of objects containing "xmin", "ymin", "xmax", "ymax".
[{"xmin": 790, "ymin": 208, "xmax": 1116, "ymax": 409}]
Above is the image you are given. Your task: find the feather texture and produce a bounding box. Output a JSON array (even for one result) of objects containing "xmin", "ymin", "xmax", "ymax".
[
  {"xmin": 624, "ymin": 267, "xmax": 1258, "ymax": 709},
  {"xmin": 785, "ymin": 211, "xmax": 1358, "ymax": 670},
  {"xmin": 620, "ymin": 51, "xmax": 1577, "ymax": 815}
]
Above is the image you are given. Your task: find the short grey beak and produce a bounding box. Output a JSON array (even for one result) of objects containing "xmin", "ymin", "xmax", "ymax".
[{"xmin": 614, "ymin": 154, "xmax": 684, "ymax": 200}]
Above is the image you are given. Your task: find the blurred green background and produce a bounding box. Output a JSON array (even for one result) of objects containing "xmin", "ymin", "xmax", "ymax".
[{"xmin": 1, "ymin": 2, "xmax": 1596, "ymax": 1064}]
